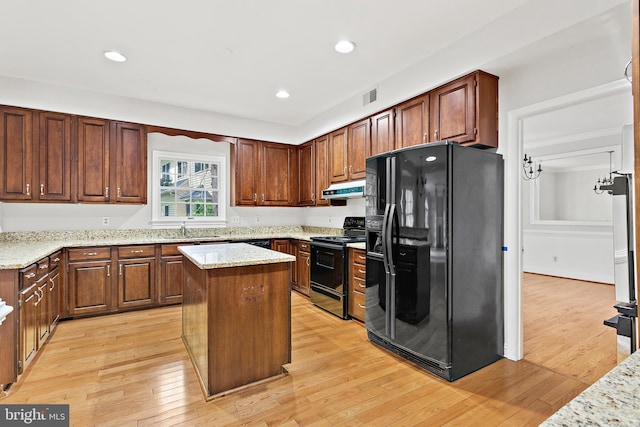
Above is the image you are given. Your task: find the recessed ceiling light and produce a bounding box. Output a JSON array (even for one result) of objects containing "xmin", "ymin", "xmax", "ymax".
[
  {"xmin": 334, "ymin": 40, "xmax": 355, "ymax": 54},
  {"xmin": 104, "ymin": 51, "xmax": 127, "ymax": 62},
  {"xmin": 276, "ymin": 90, "xmax": 290, "ymax": 99}
]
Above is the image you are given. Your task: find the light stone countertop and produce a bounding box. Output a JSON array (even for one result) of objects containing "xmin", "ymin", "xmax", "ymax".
[
  {"xmin": 540, "ymin": 350, "xmax": 640, "ymax": 426},
  {"xmin": 0, "ymin": 226, "xmax": 343, "ymax": 269},
  {"xmin": 179, "ymin": 243, "xmax": 295, "ymax": 269}
]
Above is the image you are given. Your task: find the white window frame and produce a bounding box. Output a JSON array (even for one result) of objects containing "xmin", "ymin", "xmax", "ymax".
[{"xmin": 151, "ymin": 150, "xmax": 226, "ymax": 226}]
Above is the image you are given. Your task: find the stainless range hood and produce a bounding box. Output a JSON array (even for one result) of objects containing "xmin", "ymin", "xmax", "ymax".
[{"xmin": 321, "ymin": 180, "xmax": 365, "ymax": 200}]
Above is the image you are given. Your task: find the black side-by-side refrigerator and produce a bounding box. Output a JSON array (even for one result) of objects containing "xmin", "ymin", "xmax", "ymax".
[{"xmin": 364, "ymin": 141, "xmax": 504, "ymax": 381}]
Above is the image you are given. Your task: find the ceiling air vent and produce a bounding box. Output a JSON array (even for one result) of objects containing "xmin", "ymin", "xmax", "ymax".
[{"xmin": 363, "ymin": 88, "xmax": 378, "ymax": 106}]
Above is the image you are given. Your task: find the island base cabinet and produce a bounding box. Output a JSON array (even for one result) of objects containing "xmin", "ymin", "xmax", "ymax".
[{"xmin": 182, "ymin": 258, "xmax": 291, "ymax": 399}]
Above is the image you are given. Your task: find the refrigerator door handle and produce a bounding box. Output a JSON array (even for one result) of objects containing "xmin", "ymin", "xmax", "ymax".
[{"xmin": 381, "ymin": 202, "xmax": 391, "ymax": 274}]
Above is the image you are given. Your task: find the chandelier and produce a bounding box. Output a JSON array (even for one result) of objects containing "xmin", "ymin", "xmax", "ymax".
[
  {"xmin": 522, "ymin": 154, "xmax": 542, "ymax": 180},
  {"xmin": 593, "ymin": 151, "xmax": 615, "ymax": 194}
]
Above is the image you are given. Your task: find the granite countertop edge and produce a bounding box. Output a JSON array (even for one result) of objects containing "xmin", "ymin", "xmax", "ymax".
[
  {"xmin": 540, "ymin": 350, "xmax": 640, "ymax": 426},
  {"xmin": 0, "ymin": 226, "xmax": 342, "ymax": 269},
  {"xmin": 179, "ymin": 243, "xmax": 296, "ymax": 269}
]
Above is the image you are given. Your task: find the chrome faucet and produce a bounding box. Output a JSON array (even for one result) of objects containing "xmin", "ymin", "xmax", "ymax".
[{"xmin": 180, "ymin": 221, "xmax": 186, "ymax": 237}]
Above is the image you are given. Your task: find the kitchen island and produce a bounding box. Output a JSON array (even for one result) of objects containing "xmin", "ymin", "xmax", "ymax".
[{"xmin": 179, "ymin": 243, "xmax": 295, "ymax": 399}]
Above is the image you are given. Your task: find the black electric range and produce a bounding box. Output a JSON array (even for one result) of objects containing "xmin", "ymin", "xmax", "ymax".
[{"xmin": 309, "ymin": 217, "xmax": 365, "ymax": 319}]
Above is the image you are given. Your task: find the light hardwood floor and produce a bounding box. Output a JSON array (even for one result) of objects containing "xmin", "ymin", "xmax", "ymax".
[{"xmin": 1, "ymin": 274, "xmax": 615, "ymax": 426}]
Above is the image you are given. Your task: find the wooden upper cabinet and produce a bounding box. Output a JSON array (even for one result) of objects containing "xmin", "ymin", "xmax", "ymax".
[
  {"xmin": 395, "ymin": 93, "xmax": 429, "ymax": 149},
  {"xmin": 113, "ymin": 122, "xmax": 146, "ymax": 204},
  {"xmin": 233, "ymin": 139, "xmax": 297, "ymax": 206},
  {"xmin": 77, "ymin": 117, "xmax": 110, "ymax": 202},
  {"xmin": 38, "ymin": 111, "xmax": 72, "ymax": 202},
  {"xmin": 347, "ymin": 119, "xmax": 368, "ymax": 180},
  {"xmin": 234, "ymin": 138, "xmax": 260, "ymax": 205},
  {"xmin": 297, "ymin": 141, "xmax": 315, "ymax": 206},
  {"xmin": 260, "ymin": 142, "xmax": 296, "ymax": 206},
  {"xmin": 429, "ymin": 70, "xmax": 498, "ymax": 148},
  {"xmin": 328, "ymin": 127, "xmax": 349, "ymax": 183},
  {"xmin": 370, "ymin": 109, "xmax": 395, "ymax": 156},
  {"xmin": 314, "ymin": 134, "xmax": 330, "ymax": 206},
  {"xmin": 0, "ymin": 106, "xmax": 33, "ymax": 200}
]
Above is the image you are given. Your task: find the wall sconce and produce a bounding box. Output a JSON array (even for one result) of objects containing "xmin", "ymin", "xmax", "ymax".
[
  {"xmin": 594, "ymin": 151, "xmax": 615, "ymax": 194},
  {"xmin": 522, "ymin": 154, "xmax": 542, "ymax": 180}
]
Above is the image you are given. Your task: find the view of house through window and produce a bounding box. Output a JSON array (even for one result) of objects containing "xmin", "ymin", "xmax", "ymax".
[{"xmin": 153, "ymin": 151, "xmax": 225, "ymax": 223}]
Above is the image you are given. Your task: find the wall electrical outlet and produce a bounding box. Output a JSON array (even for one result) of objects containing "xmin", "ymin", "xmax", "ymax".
[
  {"xmin": 232, "ymin": 216, "xmax": 240, "ymax": 224},
  {"xmin": 102, "ymin": 217, "xmax": 110, "ymax": 226},
  {"xmin": 553, "ymin": 256, "xmax": 558, "ymax": 262},
  {"xmin": 255, "ymin": 215, "xmax": 261, "ymax": 224}
]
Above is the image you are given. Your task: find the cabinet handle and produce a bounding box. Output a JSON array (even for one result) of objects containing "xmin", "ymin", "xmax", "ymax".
[
  {"xmin": 25, "ymin": 272, "xmax": 36, "ymax": 279},
  {"xmin": 83, "ymin": 252, "xmax": 98, "ymax": 256},
  {"xmin": 130, "ymin": 249, "xmax": 144, "ymax": 254},
  {"xmin": 357, "ymin": 255, "xmax": 366, "ymax": 261},
  {"xmin": 358, "ymin": 303, "xmax": 366, "ymax": 309},
  {"xmin": 306, "ymin": 258, "xmax": 310, "ymax": 266},
  {"xmin": 52, "ymin": 257, "xmax": 60, "ymax": 262},
  {"xmin": 119, "ymin": 264, "xmax": 123, "ymax": 276},
  {"xmin": 349, "ymin": 165, "xmax": 352, "ymax": 174},
  {"xmin": 26, "ymin": 183, "xmax": 30, "ymax": 196},
  {"xmin": 50, "ymin": 278, "xmax": 55, "ymax": 291},
  {"xmin": 344, "ymin": 167, "xmax": 347, "ymax": 175},
  {"xmin": 105, "ymin": 187, "xmax": 109, "ymax": 198},
  {"xmin": 357, "ymin": 282, "xmax": 366, "ymax": 288},
  {"xmin": 107, "ymin": 265, "xmax": 110, "ymax": 277},
  {"xmin": 117, "ymin": 187, "xmax": 121, "ymax": 198},
  {"xmin": 39, "ymin": 264, "xmax": 49, "ymax": 270},
  {"xmin": 434, "ymin": 130, "xmax": 438, "ymax": 140},
  {"xmin": 423, "ymin": 133, "xmax": 427, "ymax": 144},
  {"xmin": 253, "ymin": 193, "xmax": 257, "ymax": 202},
  {"xmin": 358, "ymin": 269, "xmax": 366, "ymax": 274},
  {"xmin": 40, "ymin": 184, "xmax": 44, "ymax": 196},
  {"xmin": 262, "ymin": 194, "xmax": 265, "ymax": 202},
  {"xmin": 35, "ymin": 290, "xmax": 42, "ymax": 306},
  {"xmin": 311, "ymin": 192, "xmax": 315, "ymax": 202}
]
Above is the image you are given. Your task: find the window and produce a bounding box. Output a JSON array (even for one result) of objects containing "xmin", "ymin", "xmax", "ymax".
[{"xmin": 152, "ymin": 151, "xmax": 226, "ymax": 225}]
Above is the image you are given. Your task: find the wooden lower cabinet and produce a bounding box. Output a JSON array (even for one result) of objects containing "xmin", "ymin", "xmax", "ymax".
[
  {"xmin": 159, "ymin": 243, "xmax": 193, "ymax": 305},
  {"xmin": 19, "ymin": 283, "xmax": 38, "ymax": 373},
  {"xmin": 117, "ymin": 245, "xmax": 156, "ymax": 309},
  {"xmin": 296, "ymin": 241, "xmax": 310, "ymax": 296},
  {"xmin": 67, "ymin": 247, "xmax": 114, "ymax": 317},
  {"xmin": 348, "ymin": 248, "xmax": 367, "ymax": 321}
]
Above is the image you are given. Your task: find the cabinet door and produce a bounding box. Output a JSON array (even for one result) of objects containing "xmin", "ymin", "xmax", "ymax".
[
  {"xmin": 36, "ymin": 275, "xmax": 50, "ymax": 348},
  {"xmin": 19, "ymin": 284, "xmax": 38, "ymax": 373},
  {"xmin": 77, "ymin": 117, "xmax": 110, "ymax": 202},
  {"xmin": 260, "ymin": 142, "xmax": 296, "ymax": 206},
  {"xmin": 0, "ymin": 106, "xmax": 33, "ymax": 200},
  {"xmin": 348, "ymin": 249, "xmax": 366, "ymax": 321},
  {"xmin": 68, "ymin": 260, "xmax": 113, "ymax": 316},
  {"xmin": 159, "ymin": 256, "xmax": 184, "ymax": 305},
  {"xmin": 429, "ymin": 73, "xmax": 476, "ymax": 143},
  {"xmin": 395, "ymin": 93, "xmax": 429, "ymax": 149},
  {"xmin": 234, "ymin": 138, "xmax": 260, "ymax": 205},
  {"xmin": 48, "ymin": 267, "xmax": 61, "ymax": 328},
  {"xmin": 370, "ymin": 109, "xmax": 395, "ymax": 156},
  {"xmin": 117, "ymin": 258, "xmax": 155, "ymax": 309},
  {"xmin": 328, "ymin": 127, "xmax": 349, "ymax": 183},
  {"xmin": 113, "ymin": 122, "xmax": 147, "ymax": 204},
  {"xmin": 348, "ymin": 119, "xmax": 369, "ymax": 180},
  {"xmin": 38, "ymin": 112, "xmax": 72, "ymax": 201},
  {"xmin": 297, "ymin": 243, "xmax": 310, "ymax": 296},
  {"xmin": 314, "ymin": 135, "xmax": 330, "ymax": 206},
  {"xmin": 298, "ymin": 141, "xmax": 315, "ymax": 206}
]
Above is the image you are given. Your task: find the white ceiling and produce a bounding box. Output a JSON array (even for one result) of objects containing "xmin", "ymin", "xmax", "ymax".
[{"xmin": 0, "ymin": 0, "xmax": 631, "ymax": 127}]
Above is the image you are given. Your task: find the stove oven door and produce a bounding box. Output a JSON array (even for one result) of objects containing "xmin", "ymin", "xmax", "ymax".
[{"xmin": 309, "ymin": 241, "xmax": 347, "ymax": 318}]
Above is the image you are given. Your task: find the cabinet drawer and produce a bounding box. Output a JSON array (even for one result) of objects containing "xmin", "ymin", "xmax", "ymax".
[
  {"xmin": 350, "ymin": 287, "xmax": 366, "ymax": 321},
  {"xmin": 352, "ymin": 249, "xmax": 366, "ymax": 265},
  {"xmin": 117, "ymin": 245, "xmax": 155, "ymax": 259},
  {"xmin": 161, "ymin": 243, "xmax": 192, "ymax": 256},
  {"xmin": 352, "ymin": 276, "xmax": 366, "ymax": 293},
  {"xmin": 68, "ymin": 247, "xmax": 112, "ymax": 261},
  {"xmin": 36, "ymin": 258, "xmax": 50, "ymax": 278},
  {"xmin": 298, "ymin": 241, "xmax": 310, "ymax": 252},
  {"xmin": 352, "ymin": 263, "xmax": 366, "ymax": 281},
  {"xmin": 20, "ymin": 264, "xmax": 37, "ymax": 289},
  {"xmin": 49, "ymin": 251, "xmax": 62, "ymax": 269}
]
